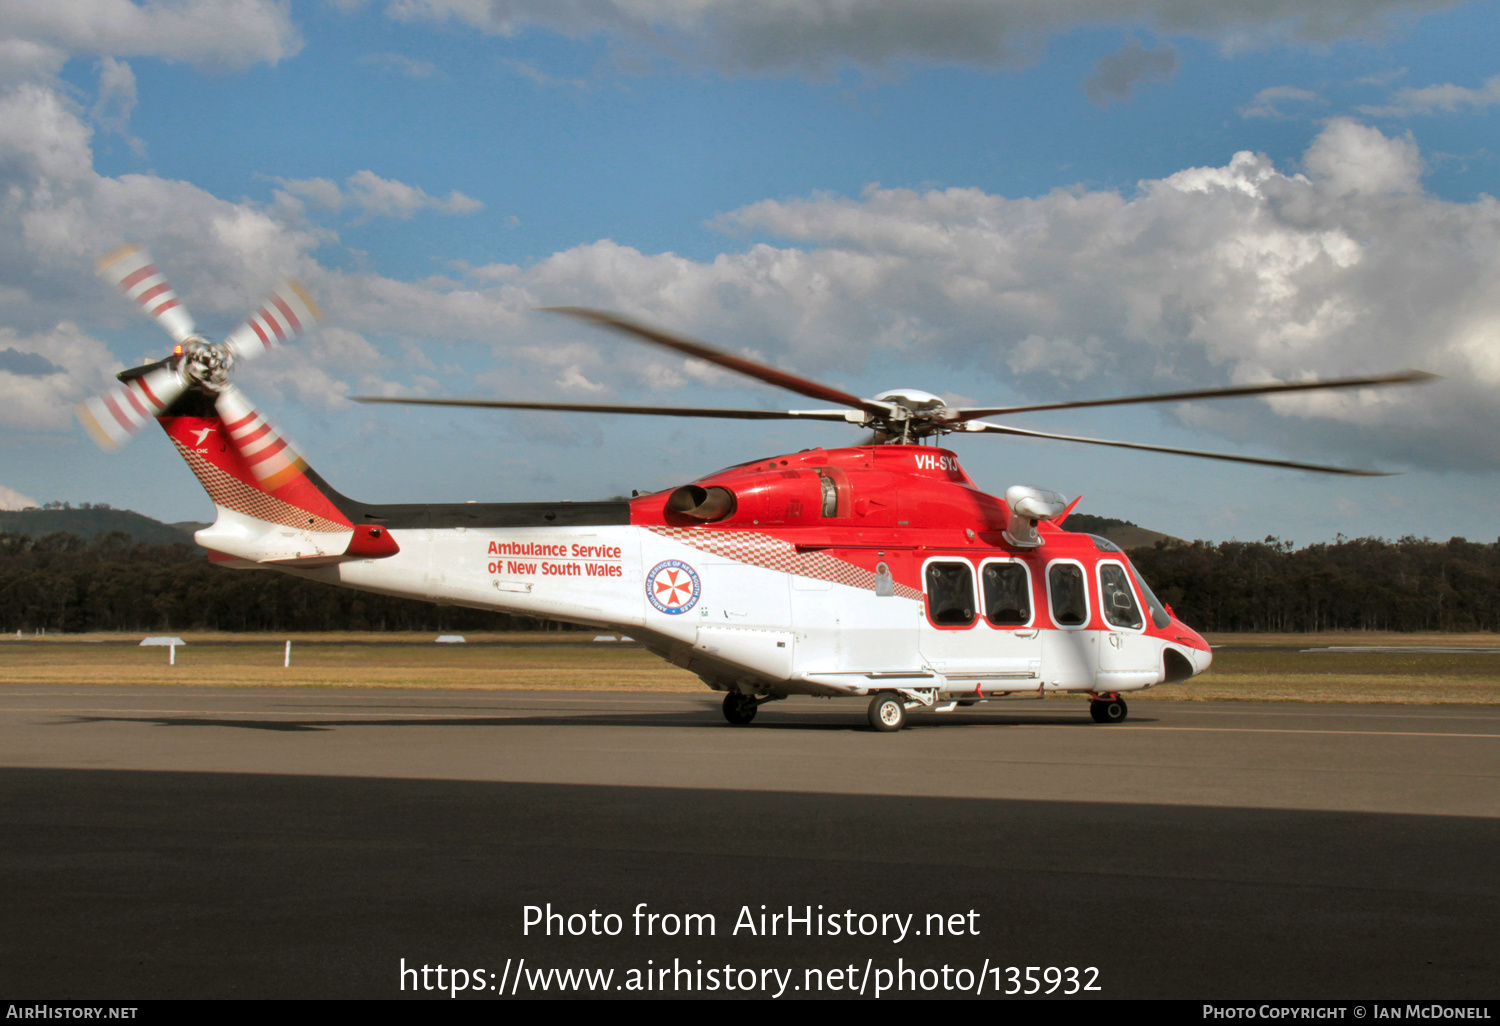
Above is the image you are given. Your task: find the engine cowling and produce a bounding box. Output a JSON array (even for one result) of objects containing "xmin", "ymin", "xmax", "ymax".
[{"xmin": 666, "ymin": 485, "xmax": 737, "ymax": 522}]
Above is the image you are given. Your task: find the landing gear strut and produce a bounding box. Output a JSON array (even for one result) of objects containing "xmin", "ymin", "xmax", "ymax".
[
  {"xmin": 722, "ymin": 693, "xmax": 759, "ymax": 725},
  {"xmin": 1089, "ymin": 695, "xmax": 1128, "ymax": 724}
]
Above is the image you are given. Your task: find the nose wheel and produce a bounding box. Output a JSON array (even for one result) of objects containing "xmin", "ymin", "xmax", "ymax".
[{"xmin": 1089, "ymin": 696, "xmax": 1128, "ymax": 724}]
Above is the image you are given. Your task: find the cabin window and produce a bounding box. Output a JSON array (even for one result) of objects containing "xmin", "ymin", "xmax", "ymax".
[
  {"xmin": 925, "ymin": 561, "xmax": 976, "ymax": 627},
  {"xmin": 982, "ymin": 562, "xmax": 1031, "ymax": 626},
  {"xmin": 1098, "ymin": 562, "xmax": 1143, "ymax": 630},
  {"xmin": 1047, "ymin": 562, "xmax": 1088, "ymax": 627}
]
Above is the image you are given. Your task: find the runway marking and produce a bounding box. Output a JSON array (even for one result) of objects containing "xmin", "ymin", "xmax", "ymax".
[
  {"xmin": 0, "ymin": 708, "xmax": 528, "ymax": 720},
  {"xmin": 2, "ymin": 706, "xmax": 1498, "ymax": 738},
  {"xmin": 1024, "ymin": 725, "xmax": 1500, "ymax": 739}
]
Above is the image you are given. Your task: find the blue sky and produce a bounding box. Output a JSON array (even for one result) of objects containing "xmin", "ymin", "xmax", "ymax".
[{"xmin": 4, "ymin": 0, "xmax": 1500, "ymax": 545}]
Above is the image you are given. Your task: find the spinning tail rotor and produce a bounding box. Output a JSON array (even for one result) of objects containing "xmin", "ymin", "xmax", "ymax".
[{"xmin": 77, "ymin": 244, "xmax": 320, "ymax": 476}]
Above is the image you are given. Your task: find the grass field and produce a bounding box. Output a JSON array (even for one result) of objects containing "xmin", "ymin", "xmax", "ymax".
[{"xmin": 2, "ymin": 631, "xmax": 1499, "ymax": 703}]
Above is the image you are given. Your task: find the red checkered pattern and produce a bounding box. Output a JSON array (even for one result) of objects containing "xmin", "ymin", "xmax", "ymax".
[
  {"xmin": 173, "ymin": 437, "xmax": 349, "ymax": 534},
  {"xmin": 647, "ymin": 526, "xmax": 921, "ymax": 599}
]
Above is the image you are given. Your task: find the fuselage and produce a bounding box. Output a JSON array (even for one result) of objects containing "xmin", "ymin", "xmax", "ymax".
[{"xmin": 173, "ymin": 422, "xmax": 1211, "ymax": 701}]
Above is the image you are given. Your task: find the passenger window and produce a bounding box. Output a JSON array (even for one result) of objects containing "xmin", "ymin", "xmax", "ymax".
[
  {"xmin": 1048, "ymin": 563, "xmax": 1088, "ymax": 627},
  {"xmin": 982, "ymin": 562, "xmax": 1031, "ymax": 626},
  {"xmin": 925, "ymin": 562, "xmax": 976, "ymax": 626},
  {"xmin": 1098, "ymin": 563, "xmax": 1143, "ymax": 630}
]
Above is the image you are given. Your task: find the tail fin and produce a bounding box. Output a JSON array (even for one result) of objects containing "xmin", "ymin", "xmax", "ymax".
[{"xmin": 158, "ymin": 390, "xmax": 363, "ymax": 566}]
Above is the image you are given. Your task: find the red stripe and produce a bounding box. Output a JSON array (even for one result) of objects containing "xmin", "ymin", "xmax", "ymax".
[
  {"xmin": 247, "ymin": 436, "xmax": 289, "ymax": 466},
  {"xmin": 101, "ymin": 392, "xmax": 135, "ymax": 432},
  {"xmin": 149, "ymin": 297, "xmax": 180, "ymax": 317},
  {"xmin": 137, "ymin": 282, "xmax": 171, "ymax": 307},
  {"xmin": 236, "ymin": 422, "xmax": 273, "ymax": 446},
  {"xmin": 260, "ymin": 308, "xmax": 287, "ymax": 342},
  {"xmin": 272, "ymin": 295, "xmax": 301, "ymax": 334},
  {"xmin": 249, "ymin": 317, "xmax": 271, "ymax": 349},
  {"xmin": 137, "ymin": 376, "xmax": 163, "ymax": 409},
  {"xmin": 224, "ymin": 412, "xmax": 259, "ymax": 432},
  {"xmin": 119, "ymin": 265, "xmax": 157, "ymax": 291},
  {"xmin": 121, "ymin": 384, "xmax": 150, "ymax": 419}
]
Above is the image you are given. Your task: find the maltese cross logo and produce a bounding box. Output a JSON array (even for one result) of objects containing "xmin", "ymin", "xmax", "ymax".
[{"xmin": 646, "ymin": 559, "xmax": 700, "ymax": 615}]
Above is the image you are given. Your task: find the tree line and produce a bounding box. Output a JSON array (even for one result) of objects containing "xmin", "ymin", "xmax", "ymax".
[
  {"xmin": 1128, "ymin": 535, "xmax": 1500, "ymax": 633},
  {"xmin": 0, "ymin": 532, "xmax": 544, "ymax": 633},
  {"xmin": 4, "ymin": 529, "xmax": 1499, "ymax": 634}
]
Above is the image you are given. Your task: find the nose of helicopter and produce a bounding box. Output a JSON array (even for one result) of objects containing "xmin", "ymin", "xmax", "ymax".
[
  {"xmin": 1188, "ymin": 645, "xmax": 1214, "ymax": 676},
  {"xmin": 1171, "ymin": 623, "xmax": 1213, "ymax": 677}
]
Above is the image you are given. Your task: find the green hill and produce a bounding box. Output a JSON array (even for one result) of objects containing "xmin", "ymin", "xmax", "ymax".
[
  {"xmin": 1065, "ymin": 513, "xmax": 1181, "ymax": 551},
  {"xmin": 0, "ymin": 507, "xmax": 199, "ymax": 547}
]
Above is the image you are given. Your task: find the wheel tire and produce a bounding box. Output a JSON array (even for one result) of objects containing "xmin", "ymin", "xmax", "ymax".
[
  {"xmin": 722, "ymin": 693, "xmax": 757, "ymax": 725},
  {"xmin": 1089, "ymin": 701, "xmax": 1108, "ymax": 723},
  {"xmin": 1101, "ymin": 698, "xmax": 1128, "ymax": 723},
  {"xmin": 868, "ymin": 694, "xmax": 907, "ymax": 732}
]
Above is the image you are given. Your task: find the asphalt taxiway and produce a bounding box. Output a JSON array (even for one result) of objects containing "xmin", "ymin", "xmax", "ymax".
[{"xmin": 1, "ymin": 685, "xmax": 1496, "ymax": 998}]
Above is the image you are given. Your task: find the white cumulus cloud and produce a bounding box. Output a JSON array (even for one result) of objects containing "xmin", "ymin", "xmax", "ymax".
[
  {"xmin": 0, "ymin": 57, "xmax": 1494, "ymax": 477},
  {"xmin": 277, "ymin": 170, "xmax": 483, "ymax": 224},
  {"xmin": 0, "ymin": 483, "xmax": 39, "ymax": 509},
  {"xmin": 1360, "ymin": 74, "xmax": 1500, "ymax": 117},
  {"xmin": 0, "ymin": 0, "xmax": 302, "ymax": 71}
]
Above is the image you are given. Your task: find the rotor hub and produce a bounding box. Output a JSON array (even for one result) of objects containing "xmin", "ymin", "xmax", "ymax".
[{"xmin": 181, "ymin": 336, "xmax": 234, "ymax": 392}]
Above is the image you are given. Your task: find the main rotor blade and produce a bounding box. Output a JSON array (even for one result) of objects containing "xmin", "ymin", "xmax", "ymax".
[
  {"xmin": 98, "ymin": 243, "xmax": 197, "ymax": 345},
  {"xmin": 542, "ymin": 307, "xmax": 889, "ymax": 417},
  {"xmin": 223, "ymin": 279, "xmax": 322, "ymax": 364},
  {"xmin": 969, "ymin": 420, "xmax": 1393, "ymax": 476},
  {"xmin": 351, "ymin": 396, "xmax": 856, "ymax": 422},
  {"xmin": 953, "ymin": 369, "xmax": 1438, "ymax": 421}
]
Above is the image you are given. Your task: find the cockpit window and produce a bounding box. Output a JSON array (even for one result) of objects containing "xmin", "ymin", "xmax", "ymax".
[
  {"xmin": 1129, "ymin": 562, "xmax": 1172, "ymax": 629},
  {"xmin": 1087, "ymin": 533, "xmax": 1122, "ymax": 553},
  {"xmin": 1047, "ymin": 563, "xmax": 1088, "ymax": 627},
  {"xmin": 925, "ymin": 562, "xmax": 976, "ymax": 626},
  {"xmin": 1098, "ymin": 562, "xmax": 1143, "ymax": 630},
  {"xmin": 982, "ymin": 562, "xmax": 1031, "ymax": 626}
]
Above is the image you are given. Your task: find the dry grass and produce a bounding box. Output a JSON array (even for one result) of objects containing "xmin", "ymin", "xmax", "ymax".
[
  {"xmin": 1146, "ymin": 632, "xmax": 1500, "ymax": 704},
  {"xmin": 2, "ymin": 631, "xmax": 1499, "ymax": 703},
  {"xmin": 0, "ymin": 633, "xmax": 702, "ymax": 691}
]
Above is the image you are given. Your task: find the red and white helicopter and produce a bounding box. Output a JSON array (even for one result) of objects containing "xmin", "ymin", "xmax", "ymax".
[{"xmin": 79, "ymin": 247, "xmax": 1432, "ymax": 730}]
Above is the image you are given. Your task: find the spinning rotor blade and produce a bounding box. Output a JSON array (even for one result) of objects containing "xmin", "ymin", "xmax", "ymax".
[
  {"xmin": 968, "ymin": 420, "xmax": 1392, "ymax": 476},
  {"xmin": 97, "ymin": 243, "xmax": 197, "ymax": 345},
  {"xmin": 542, "ymin": 307, "xmax": 889, "ymax": 418},
  {"xmin": 953, "ymin": 369, "xmax": 1437, "ymax": 421},
  {"xmin": 76, "ymin": 362, "xmax": 189, "ymax": 450},
  {"xmin": 215, "ymin": 385, "xmax": 308, "ymax": 490},
  {"xmin": 223, "ymin": 280, "xmax": 322, "ymax": 363},
  {"xmin": 350, "ymin": 395, "xmax": 855, "ymax": 422}
]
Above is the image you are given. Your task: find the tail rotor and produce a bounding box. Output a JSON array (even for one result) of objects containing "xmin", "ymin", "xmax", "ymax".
[{"xmin": 78, "ymin": 243, "xmax": 321, "ymax": 465}]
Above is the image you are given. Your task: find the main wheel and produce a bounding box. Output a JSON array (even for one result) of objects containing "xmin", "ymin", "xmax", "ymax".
[
  {"xmin": 1090, "ymin": 698, "xmax": 1128, "ymax": 723},
  {"xmin": 868, "ymin": 694, "xmax": 907, "ymax": 732},
  {"xmin": 722, "ymin": 693, "xmax": 758, "ymax": 725}
]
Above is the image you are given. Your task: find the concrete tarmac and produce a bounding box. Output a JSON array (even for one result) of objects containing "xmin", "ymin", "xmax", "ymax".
[{"xmin": 0, "ymin": 685, "xmax": 1496, "ymax": 999}]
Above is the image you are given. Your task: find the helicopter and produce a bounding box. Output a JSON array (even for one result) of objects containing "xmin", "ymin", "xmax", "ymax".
[{"xmin": 78, "ymin": 245, "xmax": 1433, "ymax": 730}]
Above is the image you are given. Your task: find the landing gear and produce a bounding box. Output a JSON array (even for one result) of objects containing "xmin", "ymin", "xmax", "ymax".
[
  {"xmin": 868, "ymin": 693, "xmax": 908, "ymax": 732},
  {"xmin": 1089, "ymin": 696, "xmax": 1128, "ymax": 724},
  {"xmin": 722, "ymin": 693, "xmax": 758, "ymax": 725}
]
